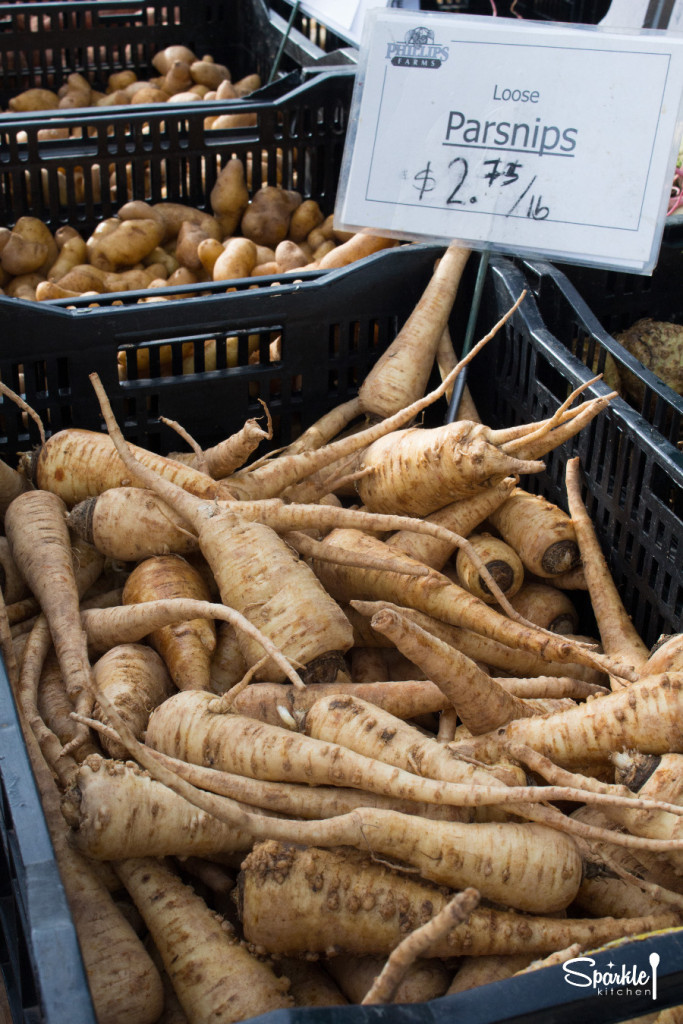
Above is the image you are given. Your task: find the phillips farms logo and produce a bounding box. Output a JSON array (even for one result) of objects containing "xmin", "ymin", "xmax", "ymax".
[
  {"xmin": 563, "ymin": 952, "xmax": 661, "ymax": 1000},
  {"xmin": 386, "ymin": 27, "xmax": 449, "ymax": 69}
]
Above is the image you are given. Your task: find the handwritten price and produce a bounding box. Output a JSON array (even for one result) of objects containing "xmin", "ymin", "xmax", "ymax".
[{"xmin": 412, "ymin": 158, "xmax": 550, "ymax": 220}]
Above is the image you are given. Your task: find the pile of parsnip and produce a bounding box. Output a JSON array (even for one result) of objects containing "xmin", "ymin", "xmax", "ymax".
[{"xmin": 3, "ymin": 242, "xmax": 683, "ymax": 1024}]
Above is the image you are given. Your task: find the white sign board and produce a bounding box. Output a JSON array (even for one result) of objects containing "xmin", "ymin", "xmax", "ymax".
[{"xmin": 334, "ymin": 11, "xmax": 683, "ymax": 272}]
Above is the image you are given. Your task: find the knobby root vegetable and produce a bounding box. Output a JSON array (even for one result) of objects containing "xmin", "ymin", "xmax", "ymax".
[
  {"xmin": 237, "ymin": 842, "xmax": 680, "ymax": 959},
  {"xmin": 62, "ymin": 756, "xmax": 256, "ymax": 860},
  {"xmin": 114, "ymin": 857, "xmax": 293, "ymax": 1024}
]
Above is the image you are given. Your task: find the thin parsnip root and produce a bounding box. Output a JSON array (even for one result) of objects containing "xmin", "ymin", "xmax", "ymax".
[
  {"xmin": 6, "ymin": 490, "xmax": 96, "ymax": 753},
  {"xmin": 565, "ymin": 456, "xmax": 649, "ymax": 682}
]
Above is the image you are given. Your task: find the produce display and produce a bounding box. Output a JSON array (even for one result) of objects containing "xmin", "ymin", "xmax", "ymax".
[
  {"xmin": 0, "ymin": 163, "xmax": 397, "ymax": 310},
  {"xmin": 3, "ymin": 245, "xmax": 683, "ymax": 1023},
  {"xmin": 3, "ymin": 44, "xmax": 261, "ymax": 115}
]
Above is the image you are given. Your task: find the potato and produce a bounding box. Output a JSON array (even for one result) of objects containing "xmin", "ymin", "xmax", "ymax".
[
  {"xmin": 151, "ymin": 45, "xmax": 198, "ymax": 75},
  {"xmin": 151, "ymin": 203, "xmax": 222, "ymax": 245},
  {"xmin": 1, "ymin": 218, "xmax": 57, "ymax": 276},
  {"xmin": 209, "ymin": 159, "xmax": 250, "ymax": 238},
  {"xmin": 191, "ymin": 60, "xmax": 231, "ymax": 90},
  {"xmin": 241, "ymin": 187, "xmax": 302, "ymax": 249},
  {"xmin": 86, "ymin": 218, "xmax": 165, "ymax": 272},
  {"xmin": 8, "ymin": 88, "xmax": 59, "ymax": 112},
  {"xmin": 288, "ymin": 200, "xmax": 324, "ymax": 244},
  {"xmin": 212, "ymin": 238, "xmax": 258, "ymax": 281}
]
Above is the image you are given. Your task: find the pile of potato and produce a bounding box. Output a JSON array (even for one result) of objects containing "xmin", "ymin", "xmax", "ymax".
[
  {"xmin": 4, "ymin": 44, "xmax": 262, "ymax": 120},
  {"xmin": 0, "ymin": 157, "xmax": 397, "ymax": 313}
]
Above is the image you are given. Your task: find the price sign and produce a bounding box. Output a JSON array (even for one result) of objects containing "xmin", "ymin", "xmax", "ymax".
[{"xmin": 334, "ymin": 11, "xmax": 683, "ymax": 272}]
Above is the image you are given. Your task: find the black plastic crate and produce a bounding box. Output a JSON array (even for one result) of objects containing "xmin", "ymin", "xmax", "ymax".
[
  {"xmin": 0, "ymin": 660, "xmax": 95, "ymax": 1024},
  {"xmin": 2, "ymin": 246, "xmax": 683, "ymax": 1022},
  {"xmin": 471, "ymin": 255, "xmax": 683, "ymax": 649},
  {"xmin": 0, "ymin": 0, "xmax": 328, "ymax": 109},
  {"xmin": 519, "ymin": 250, "xmax": 683, "ymax": 451},
  {"xmin": 0, "ymin": 66, "xmax": 354, "ymax": 235},
  {"xmin": 267, "ymin": 0, "xmax": 359, "ymax": 59},
  {"xmin": 509, "ymin": 0, "xmax": 611, "ymax": 21}
]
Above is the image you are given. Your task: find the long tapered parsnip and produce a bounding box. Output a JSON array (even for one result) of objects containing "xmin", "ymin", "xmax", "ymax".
[
  {"xmin": 565, "ymin": 456, "xmax": 649, "ymax": 682},
  {"xmin": 20, "ymin": 427, "xmax": 233, "ymax": 506},
  {"xmin": 355, "ymin": 421, "xmax": 545, "ymax": 516},
  {"xmin": 357, "ymin": 243, "xmax": 471, "ymax": 419},
  {"xmin": 313, "ymin": 529, "xmax": 636, "ymax": 680},
  {"xmin": 450, "ymin": 673, "xmax": 683, "ymax": 767},
  {"xmin": 366, "ymin": 606, "xmax": 565, "ymax": 732},
  {"xmin": 347, "ymin": 599, "xmax": 607, "ymax": 685},
  {"xmin": 122, "ymin": 556, "xmax": 216, "ymax": 691},
  {"xmin": 22, "ymin": 725, "xmax": 164, "ymax": 1024},
  {"xmin": 132, "ymin": 744, "xmax": 470, "ymax": 822},
  {"xmin": 62, "ymin": 756, "xmax": 256, "ymax": 860},
  {"xmin": 5, "ymin": 490, "xmax": 96, "ymax": 746},
  {"xmin": 237, "ymin": 842, "xmax": 681, "ymax": 959},
  {"xmin": 144, "ymin": 688, "xmax": 523, "ymax": 800},
  {"xmin": 114, "ymin": 857, "xmax": 293, "ymax": 1024},
  {"xmin": 353, "ymin": 390, "xmax": 612, "ymax": 519}
]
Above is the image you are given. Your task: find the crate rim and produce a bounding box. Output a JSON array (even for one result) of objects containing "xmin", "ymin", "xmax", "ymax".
[
  {"xmin": 497, "ymin": 256, "xmax": 683, "ymax": 484},
  {"xmin": 520, "ymin": 256, "xmax": 683, "ymax": 419}
]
